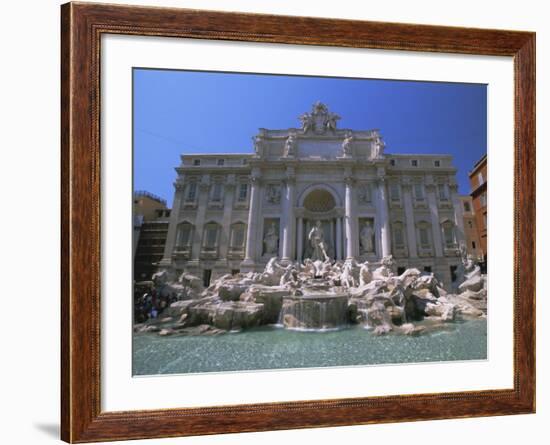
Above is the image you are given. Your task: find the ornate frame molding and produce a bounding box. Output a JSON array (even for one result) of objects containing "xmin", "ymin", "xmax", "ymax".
[{"xmin": 61, "ymin": 2, "xmax": 535, "ymax": 442}]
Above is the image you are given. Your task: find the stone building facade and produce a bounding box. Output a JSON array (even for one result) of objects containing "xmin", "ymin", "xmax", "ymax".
[
  {"xmin": 159, "ymin": 102, "xmax": 466, "ymax": 287},
  {"xmin": 469, "ymin": 154, "xmax": 487, "ymax": 261}
]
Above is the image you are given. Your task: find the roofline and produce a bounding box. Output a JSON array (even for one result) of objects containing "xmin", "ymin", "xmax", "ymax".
[
  {"xmin": 469, "ymin": 154, "xmax": 487, "ymax": 175},
  {"xmin": 181, "ymin": 153, "xmax": 253, "ymax": 157},
  {"xmin": 388, "ymin": 153, "xmax": 453, "ymax": 158}
]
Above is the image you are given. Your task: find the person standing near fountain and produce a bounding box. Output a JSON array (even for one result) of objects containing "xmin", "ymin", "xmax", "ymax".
[{"xmin": 308, "ymin": 220, "xmax": 330, "ymax": 261}]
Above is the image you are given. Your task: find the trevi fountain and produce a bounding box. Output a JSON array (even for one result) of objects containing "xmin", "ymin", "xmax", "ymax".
[{"xmin": 133, "ymin": 244, "xmax": 487, "ymax": 375}]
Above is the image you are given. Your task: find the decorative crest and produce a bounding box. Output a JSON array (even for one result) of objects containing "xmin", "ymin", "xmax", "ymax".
[{"xmin": 299, "ymin": 101, "xmax": 340, "ymax": 134}]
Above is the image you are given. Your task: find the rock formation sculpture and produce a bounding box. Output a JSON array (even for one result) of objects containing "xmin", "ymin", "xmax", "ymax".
[{"xmin": 136, "ymin": 256, "xmax": 487, "ymax": 337}]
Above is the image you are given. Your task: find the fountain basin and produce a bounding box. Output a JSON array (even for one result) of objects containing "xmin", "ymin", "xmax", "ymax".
[{"xmin": 280, "ymin": 292, "xmax": 349, "ymax": 331}]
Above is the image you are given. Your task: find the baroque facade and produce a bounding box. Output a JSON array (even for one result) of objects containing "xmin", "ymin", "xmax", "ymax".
[{"xmin": 159, "ymin": 102, "xmax": 466, "ymax": 287}]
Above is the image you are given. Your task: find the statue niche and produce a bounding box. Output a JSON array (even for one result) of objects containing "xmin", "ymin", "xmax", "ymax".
[
  {"xmin": 359, "ymin": 219, "xmax": 375, "ymax": 254},
  {"xmin": 263, "ymin": 220, "xmax": 279, "ymax": 255},
  {"xmin": 307, "ymin": 220, "xmax": 330, "ymax": 262}
]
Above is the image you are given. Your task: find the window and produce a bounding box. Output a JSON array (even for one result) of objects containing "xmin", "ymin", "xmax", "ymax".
[
  {"xmin": 480, "ymin": 192, "xmax": 487, "ymax": 207},
  {"xmin": 472, "ymin": 241, "xmax": 476, "ymax": 249},
  {"xmin": 231, "ymin": 223, "xmax": 246, "ymax": 248},
  {"xmin": 176, "ymin": 223, "xmax": 193, "ymax": 247},
  {"xmin": 438, "ymin": 184, "xmax": 449, "ymax": 201},
  {"xmin": 211, "ymin": 183, "xmax": 223, "ymax": 202},
  {"xmin": 193, "ymin": 159, "xmax": 201, "ymax": 166},
  {"xmin": 477, "ymin": 172, "xmax": 484, "ymax": 186},
  {"xmin": 419, "ymin": 227, "xmax": 430, "ymax": 247},
  {"xmin": 393, "ymin": 226, "xmax": 404, "ymax": 247},
  {"xmin": 186, "ymin": 182, "xmax": 197, "ymax": 201},
  {"xmin": 389, "ymin": 159, "xmax": 396, "ymax": 166},
  {"xmin": 434, "ymin": 160, "xmax": 441, "ymax": 167},
  {"xmin": 397, "ymin": 267, "xmax": 406, "ymax": 275},
  {"xmin": 390, "ymin": 182, "xmax": 400, "ymax": 202},
  {"xmin": 238, "ymin": 183, "xmax": 248, "ymax": 201},
  {"xmin": 423, "ymin": 266, "xmax": 432, "ymax": 273},
  {"xmin": 231, "ymin": 269, "xmax": 240, "ymax": 275},
  {"xmin": 442, "ymin": 223, "xmax": 455, "ymax": 248},
  {"xmin": 203, "ymin": 223, "xmax": 219, "ymax": 250},
  {"xmin": 468, "ymin": 220, "xmax": 473, "ymax": 229},
  {"xmin": 411, "ymin": 159, "xmax": 418, "ymax": 167},
  {"xmin": 217, "ymin": 159, "xmax": 225, "ymax": 166},
  {"xmin": 413, "ymin": 183, "xmax": 424, "ymax": 201},
  {"xmin": 242, "ymin": 158, "xmax": 248, "ymax": 165},
  {"xmin": 463, "ymin": 201, "xmax": 471, "ymax": 212}
]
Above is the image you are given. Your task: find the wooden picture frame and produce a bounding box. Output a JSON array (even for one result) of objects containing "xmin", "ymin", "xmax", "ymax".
[{"xmin": 61, "ymin": 1, "xmax": 535, "ymax": 442}]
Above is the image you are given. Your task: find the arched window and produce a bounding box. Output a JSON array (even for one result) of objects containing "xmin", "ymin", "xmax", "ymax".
[
  {"xmin": 391, "ymin": 221, "xmax": 406, "ymax": 249},
  {"xmin": 175, "ymin": 222, "xmax": 193, "ymax": 248},
  {"xmin": 441, "ymin": 220, "xmax": 456, "ymax": 248},
  {"xmin": 416, "ymin": 221, "xmax": 432, "ymax": 251},
  {"xmin": 202, "ymin": 222, "xmax": 220, "ymax": 251},
  {"xmin": 230, "ymin": 223, "xmax": 246, "ymax": 249}
]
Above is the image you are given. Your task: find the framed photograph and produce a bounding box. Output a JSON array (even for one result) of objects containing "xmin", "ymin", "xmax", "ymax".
[{"xmin": 61, "ymin": 2, "xmax": 535, "ymax": 442}]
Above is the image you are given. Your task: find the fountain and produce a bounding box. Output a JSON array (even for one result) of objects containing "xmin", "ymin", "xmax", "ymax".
[
  {"xmin": 138, "ymin": 255, "xmax": 487, "ymax": 337},
  {"xmin": 279, "ymin": 291, "xmax": 349, "ymax": 331}
]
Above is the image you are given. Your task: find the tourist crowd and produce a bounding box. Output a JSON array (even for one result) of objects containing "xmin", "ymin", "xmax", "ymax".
[{"xmin": 133, "ymin": 288, "xmax": 178, "ymax": 323}]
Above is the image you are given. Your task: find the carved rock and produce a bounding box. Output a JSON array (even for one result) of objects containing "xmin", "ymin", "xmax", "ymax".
[{"xmin": 140, "ymin": 257, "xmax": 487, "ymax": 336}]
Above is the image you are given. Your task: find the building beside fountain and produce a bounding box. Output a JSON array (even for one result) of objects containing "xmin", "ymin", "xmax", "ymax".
[{"xmin": 159, "ymin": 102, "xmax": 466, "ymax": 288}]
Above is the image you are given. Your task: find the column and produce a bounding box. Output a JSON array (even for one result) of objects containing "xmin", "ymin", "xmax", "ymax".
[
  {"xmin": 376, "ymin": 176, "xmax": 391, "ymax": 258},
  {"xmin": 190, "ymin": 176, "xmax": 211, "ymax": 260},
  {"xmin": 450, "ymin": 184, "xmax": 466, "ymax": 248},
  {"xmin": 296, "ymin": 217, "xmax": 304, "ymax": 262},
  {"xmin": 426, "ymin": 183, "xmax": 444, "ymax": 257},
  {"xmin": 218, "ymin": 175, "xmax": 235, "ymax": 260},
  {"xmin": 336, "ymin": 216, "xmax": 343, "ymax": 260},
  {"xmin": 402, "ymin": 180, "xmax": 418, "ymax": 258},
  {"xmin": 344, "ymin": 176, "xmax": 358, "ymax": 259},
  {"xmin": 281, "ymin": 169, "xmax": 296, "ymax": 261},
  {"xmin": 330, "ymin": 219, "xmax": 335, "ymax": 259},
  {"xmin": 242, "ymin": 174, "xmax": 261, "ymax": 267},
  {"xmin": 159, "ymin": 182, "xmax": 185, "ymax": 267}
]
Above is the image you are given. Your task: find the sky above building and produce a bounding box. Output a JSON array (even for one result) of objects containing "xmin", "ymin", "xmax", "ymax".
[{"xmin": 134, "ymin": 68, "xmax": 487, "ymax": 204}]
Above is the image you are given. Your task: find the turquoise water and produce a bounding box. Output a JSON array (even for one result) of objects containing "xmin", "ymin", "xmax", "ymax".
[{"xmin": 133, "ymin": 319, "xmax": 487, "ymax": 376}]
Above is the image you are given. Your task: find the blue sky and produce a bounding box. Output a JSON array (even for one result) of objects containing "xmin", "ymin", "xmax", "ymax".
[{"xmin": 133, "ymin": 68, "xmax": 486, "ymax": 204}]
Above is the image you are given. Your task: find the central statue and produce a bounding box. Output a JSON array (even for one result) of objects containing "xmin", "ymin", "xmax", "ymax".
[{"xmin": 308, "ymin": 220, "xmax": 330, "ymax": 261}]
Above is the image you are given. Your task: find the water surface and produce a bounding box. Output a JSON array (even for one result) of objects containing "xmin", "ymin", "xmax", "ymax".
[{"xmin": 133, "ymin": 319, "xmax": 487, "ymax": 376}]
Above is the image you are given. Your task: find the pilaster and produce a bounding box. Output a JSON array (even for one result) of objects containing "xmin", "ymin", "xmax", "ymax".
[
  {"xmin": 281, "ymin": 167, "xmax": 296, "ymax": 261},
  {"xmin": 402, "ymin": 177, "xmax": 418, "ymax": 258},
  {"xmin": 241, "ymin": 169, "xmax": 262, "ymax": 269},
  {"xmin": 344, "ymin": 170, "xmax": 358, "ymax": 259},
  {"xmin": 376, "ymin": 169, "xmax": 391, "ymax": 258},
  {"xmin": 159, "ymin": 181, "xmax": 185, "ymax": 268},
  {"xmin": 426, "ymin": 176, "xmax": 444, "ymax": 257},
  {"xmin": 190, "ymin": 175, "xmax": 211, "ymax": 261},
  {"xmin": 218, "ymin": 175, "xmax": 236, "ymax": 260}
]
